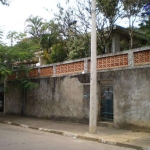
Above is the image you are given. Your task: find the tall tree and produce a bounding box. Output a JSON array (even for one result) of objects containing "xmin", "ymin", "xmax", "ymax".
[
  {"xmin": 121, "ymin": 0, "xmax": 144, "ymax": 49},
  {"xmin": 40, "ymin": 20, "xmax": 62, "ymax": 52},
  {"xmin": 7, "ymin": 31, "xmax": 26, "ymax": 46},
  {"xmin": 54, "ymin": 0, "xmax": 121, "ymax": 56},
  {"xmin": 53, "ymin": 0, "xmax": 92, "ymax": 59},
  {"xmin": 25, "ymin": 16, "xmax": 45, "ymax": 38},
  {"xmin": 97, "ymin": 0, "xmax": 122, "ymax": 54},
  {"xmin": 25, "ymin": 15, "xmax": 66, "ymax": 63}
]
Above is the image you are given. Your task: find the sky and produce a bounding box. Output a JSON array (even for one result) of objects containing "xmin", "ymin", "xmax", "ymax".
[
  {"xmin": 0, "ymin": 0, "xmax": 66, "ymax": 44},
  {"xmin": 0, "ymin": 0, "xmax": 130, "ymax": 33},
  {"xmin": 0, "ymin": 0, "xmax": 140, "ymax": 45}
]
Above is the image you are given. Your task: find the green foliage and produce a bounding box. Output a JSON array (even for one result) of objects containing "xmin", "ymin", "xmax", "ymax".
[
  {"xmin": 0, "ymin": 64, "xmax": 12, "ymax": 81},
  {"xmin": 0, "ymin": 41, "xmax": 36, "ymax": 65},
  {"xmin": 43, "ymin": 50, "xmax": 51, "ymax": 63},
  {"xmin": 40, "ymin": 34, "xmax": 53, "ymax": 51},
  {"xmin": 120, "ymin": 40, "xmax": 129, "ymax": 51},
  {"xmin": 139, "ymin": 19, "xmax": 150, "ymax": 45},
  {"xmin": 16, "ymin": 78, "xmax": 38, "ymax": 90},
  {"xmin": 7, "ymin": 31, "xmax": 26, "ymax": 46},
  {"xmin": 0, "ymin": 34, "xmax": 38, "ymax": 81},
  {"xmin": 0, "ymin": 30, "xmax": 3, "ymax": 45},
  {"xmin": 121, "ymin": 0, "xmax": 144, "ymax": 49},
  {"xmin": 97, "ymin": 0, "xmax": 120, "ymax": 20},
  {"xmin": 25, "ymin": 15, "xmax": 45, "ymax": 38},
  {"xmin": 121, "ymin": 0, "xmax": 143, "ymax": 16},
  {"xmin": 0, "ymin": 45, "xmax": 12, "ymax": 81},
  {"xmin": 0, "ymin": 65, "xmax": 11, "ymax": 76},
  {"xmin": 67, "ymin": 34, "xmax": 91, "ymax": 60},
  {"xmin": 39, "ymin": 20, "xmax": 63, "ymax": 56},
  {"xmin": 40, "ymin": 29, "xmax": 61, "ymax": 52},
  {"xmin": 14, "ymin": 37, "xmax": 40, "ymax": 56},
  {"xmin": 49, "ymin": 43, "xmax": 67, "ymax": 63}
]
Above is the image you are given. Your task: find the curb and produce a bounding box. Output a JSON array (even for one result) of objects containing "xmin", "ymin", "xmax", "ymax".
[
  {"xmin": 0, "ymin": 120, "xmax": 147, "ymax": 150},
  {"xmin": 78, "ymin": 135, "xmax": 145, "ymax": 150}
]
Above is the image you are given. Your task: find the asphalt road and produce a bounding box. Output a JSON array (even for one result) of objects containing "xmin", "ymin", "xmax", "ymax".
[{"xmin": 0, "ymin": 123, "xmax": 134, "ymax": 150}]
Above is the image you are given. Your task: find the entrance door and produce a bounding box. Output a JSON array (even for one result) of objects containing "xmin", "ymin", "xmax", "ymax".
[
  {"xmin": 0, "ymin": 84, "xmax": 4, "ymax": 112},
  {"xmin": 100, "ymin": 82, "xmax": 113, "ymax": 122}
]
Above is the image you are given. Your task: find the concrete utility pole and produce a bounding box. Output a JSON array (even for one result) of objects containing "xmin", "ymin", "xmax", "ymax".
[{"xmin": 89, "ymin": 0, "xmax": 97, "ymax": 134}]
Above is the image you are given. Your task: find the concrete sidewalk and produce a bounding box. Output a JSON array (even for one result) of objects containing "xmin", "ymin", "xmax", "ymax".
[{"xmin": 0, "ymin": 113, "xmax": 150, "ymax": 150}]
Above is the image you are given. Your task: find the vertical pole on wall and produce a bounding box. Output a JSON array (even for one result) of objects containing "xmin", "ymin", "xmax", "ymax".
[{"xmin": 89, "ymin": 0, "xmax": 97, "ymax": 134}]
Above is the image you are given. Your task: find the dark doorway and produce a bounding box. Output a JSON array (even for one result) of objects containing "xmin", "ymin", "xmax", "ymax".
[
  {"xmin": 0, "ymin": 84, "xmax": 4, "ymax": 112},
  {"xmin": 99, "ymin": 81, "xmax": 113, "ymax": 122}
]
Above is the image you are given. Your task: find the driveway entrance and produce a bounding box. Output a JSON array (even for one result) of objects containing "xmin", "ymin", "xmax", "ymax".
[
  {"xmin": 0, "ymin": 84, "xmax": 4, "ymax": 112},
  {"xmin": 99, "ymin": 81, "xmax": 113, "ymax": 122}
]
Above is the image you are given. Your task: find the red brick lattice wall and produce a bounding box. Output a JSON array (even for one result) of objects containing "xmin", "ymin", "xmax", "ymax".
[
  {"xmin": 28, "ymin": 69, "xmax": 38, "ymax": 78},
  {"xmin": 97, "ymin": 54, "xmax": 128, "ymax": 69},
  {"xmin": 134, "ymin": 50, "xmax": 150, "ymax": 65},
  {"xmin": 40, "ymin": 67, "xmax": 53, "ymax": 77},
  {"xmin": 56, "ymin": 61, "xmax": 84, "ymax": 75},
  {"xmin": 7, "ymin": 72, "xmax": 16, "ymax": 80},
  {"xmin": 92, "ymin": 54, "xmax": 128, "ymax": 70},
  {"xmin": 18, "ymin": 71, "xmax": 27, "ymax": 79},
  {"xmin": 8, "ymin": 49, "xmax": 150, "ymax": 80}
]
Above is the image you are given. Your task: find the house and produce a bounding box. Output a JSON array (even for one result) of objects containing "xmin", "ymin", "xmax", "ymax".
[
  {"xmin": 34, "ymin": 25, "xmax": 148, "ymax": 66},
  {"xmin": 111, "ymin": 25, "xmax": 147, "ymax": 53},
  {"xmin": 4, "ymin": 45, "xmax": 150, "ymax": 132}
]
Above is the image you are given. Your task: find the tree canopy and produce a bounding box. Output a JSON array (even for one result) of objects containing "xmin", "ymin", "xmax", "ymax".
[{"xmin": 0, "ymin": 0, "xmax": 149, "ymax": 80}]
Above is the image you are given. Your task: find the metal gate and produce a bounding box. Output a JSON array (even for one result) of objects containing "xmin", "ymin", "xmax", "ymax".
[
  {"xmin": 0, "ymin": 84, "xmax": 4, "ymax": 112},
  {"xmin": 100, "ymin": 83, "xmax": 113, "ymax": 121}
]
